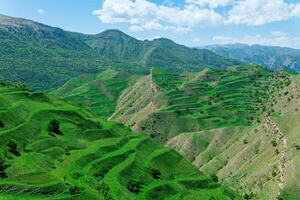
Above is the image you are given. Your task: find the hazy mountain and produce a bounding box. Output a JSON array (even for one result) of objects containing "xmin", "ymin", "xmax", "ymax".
[{"xmin": 206, "ymin": 44, "xmax": 300, "ymax": 72}]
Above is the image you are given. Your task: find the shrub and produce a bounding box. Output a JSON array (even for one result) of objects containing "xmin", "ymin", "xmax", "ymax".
[
  {"xmin": 96, "ymin": 183, "xmax": 112, "ymax": 200},
  {"xmin": 210, "ymin": 174, "xmax": 218, "ymax": 182},
  {"xmin": 127, "ymin": 180, "xmax": 144, "ymax": 194},
  {"xmin": 0, "ymin": 121, "xmax": 4, "ymax": 128},
  {"xmin": 48, "ymin": 120, "xmax": 63, "ymax": 135},
  {"xmin": 7, "ymin": 140, "xmax": 20, "ymax": 156},
  {"xmin": 0, "ymin": 159, "xmax": 8, "ymax": 178},
  {"xmin": 271, "ymin": 140, "xmax": 277, "ymax": 147},
  {"xmin": 150, "ymin": 168, "xmax": 161, "ymax": 179},
  {"xmin": 69, "ymin": 186, "xmax": 80, "ymax": 195},
  {"xmin": 244, "ymin": 192, "xmax": 255, "ymax": 199}
]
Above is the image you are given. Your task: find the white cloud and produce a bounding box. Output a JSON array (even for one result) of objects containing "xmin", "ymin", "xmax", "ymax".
[
  {"xmin": 186, "ymin": 0, "xmax": 233, "ymax": 8},
  {"xmin": 271, "ymin": 31, "xmax": 287, "ymax": 37},
  {"xmin": 37, "ymin": 9, "xmax": 45, "ymax": 15},
  {"xmin": 93, "ymin": 0, "xmax": 300, "ymax": 32},
  {"xmin": 227, "ymin": 0, "xmax": 291, "ymax": 25},
  {"xmin": 93, "ymin": 0, "xmax": 223, "ymax": 32},
  {"xmin": 212, "ymin": 33, "xmax": 300, "ymax": 49},
  {"xmin": 292, "ymin": 3, "xmax": 300, "ymax": 17}
]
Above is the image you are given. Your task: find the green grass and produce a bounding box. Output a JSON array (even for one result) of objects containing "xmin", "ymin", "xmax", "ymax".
[
  {"xmin": 54, "ymin": 69, "xmax": 137, "ymax": 117},
  {"xmin": 0, "ymin": 82, "xmax": 240, "ymax": 200}
]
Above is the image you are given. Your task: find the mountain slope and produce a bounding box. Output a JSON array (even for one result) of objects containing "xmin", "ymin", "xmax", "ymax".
[
  {"xmin": 77, "ymin": 30, "xmax": 243, "ymax": 73},
  {"xmin": 0, "ymin": 81, "xmax": 240, "ymax": 200},
  {"xmin": 206, "ymin": 44, "xmax": 300, "ymax": 72},
  {"xmin": 0, "ymin": 14, "xmax": 242, "ymax": 91},
  {"xmin": 110, "ymin": 65, "xmax": 300, "ymax": 199},
  {"xmin": 53, "ymin": 69, "xmax": 137, "ymax": 117},
  {"xmin": 0, "ymin": 14, "xmax": 108, "ymax": 91}
]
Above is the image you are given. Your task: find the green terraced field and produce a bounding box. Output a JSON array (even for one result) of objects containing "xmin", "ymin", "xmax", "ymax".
[
  {"xmin": 0, "ymin": 82, "xmax": 240, "ymax": 200},
  {"xmin": 54, "ymin": 69, "xmax": 137, "ymax": 117},
  {"xmin": 151, "ymin": 65, "xmax": 290, "ymax": 131},
  {"xmin": 111, "ymin": 66, "xmax": 299, "ymax": 199}
]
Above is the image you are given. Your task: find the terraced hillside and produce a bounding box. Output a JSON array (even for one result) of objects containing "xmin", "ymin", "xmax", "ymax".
[
  {"xmin": 111, "ymin": 65, "xmax": 299, "ymax": 199},
  {"xmin": 53, "ymin": 69, "xmax": 136, "ymax": 117},
  {"xmin": 0, "ymin": 82, "xmax": 240, "ymax": 200},
  {"xmin": 112, "ymin": 66, "xmax": 290, "ymax": 142}
]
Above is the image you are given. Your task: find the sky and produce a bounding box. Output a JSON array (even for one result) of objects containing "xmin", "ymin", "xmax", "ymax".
[{"xmin": 0, "ymin": 0, "xmax": 300, "ymax": 48}]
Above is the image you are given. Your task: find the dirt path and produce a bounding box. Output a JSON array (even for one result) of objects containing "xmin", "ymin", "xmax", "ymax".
[{"xmin": 265, "ymin": 118, "xmax": 287, "ymax": 198}]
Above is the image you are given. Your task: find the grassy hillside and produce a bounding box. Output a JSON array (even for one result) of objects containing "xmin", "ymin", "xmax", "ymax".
[
  {"xmin": 0, "ymin": 82, "xmax": 241, "ymax": 200},
  {"xmin": 112, "ymin": 65, "xmax": 290, "ymax": 142},
  {"xmin": 53, "ymin": 69, "xmax": 136, "ymax": 117},
  {"xmin": 111, "ymin": 65, "xmax": 298, "ymax": 198},
  {"xmin": 0, "ymin": 14, "xmax": 110, "ymax": 91}
]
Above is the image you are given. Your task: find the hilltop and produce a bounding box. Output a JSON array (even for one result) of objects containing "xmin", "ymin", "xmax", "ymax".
[
  {"xmin": 0, "ymin": 82, "xmax": 240, "ymax": 200},
  {"xmin": 77, "ymin": 30, "xmax": 242, "ymax": 73}
]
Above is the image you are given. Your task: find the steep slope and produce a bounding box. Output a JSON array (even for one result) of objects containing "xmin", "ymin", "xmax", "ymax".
[
  {"xmin": 111, "ymin": 65, "xmax": 298, "ymax": 199},
  {"xmin": 0, "ymin": 82, "xmax": 240, "ymax": 200},
  {"xmin": 112, "ymin": 65, "xmax": 290, "ymax": 142},
  {"xmin": 78, "ymin": 30, "xmax": 243, "ymax": 73},
  {"xmin": 206, "ymin": 44, "xmax": 300, "ymax": 72},
  {"xmin": 0, "ymin": 14, "xmax": 109, "ymax": 91},
  {"xmin": 53, "ymin": 69, "xmax": 136, "ymax": 117}
]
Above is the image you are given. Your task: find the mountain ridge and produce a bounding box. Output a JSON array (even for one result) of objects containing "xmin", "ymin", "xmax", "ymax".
[{"xmin": 205, "ymin": 44, "xmax": 300, "ymax": 72}]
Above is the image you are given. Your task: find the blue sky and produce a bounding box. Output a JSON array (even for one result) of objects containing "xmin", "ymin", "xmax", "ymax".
[{"xmin": 0, "ymin": 0, "xmax": 300, "ymax": 48}]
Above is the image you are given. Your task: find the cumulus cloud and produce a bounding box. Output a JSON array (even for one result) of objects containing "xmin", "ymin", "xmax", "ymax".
[
  {"xmin": 93, "ymin": 0, "xmax": 223, "ymax": 32},
  {"xmin": 37, "ymin": 9, "xmax": 45, "ymax": 15},
  {"xmin": 93, "ymin": 0, "xmax": 300, "ymax": 32},
  {"xmin": 226, "ymin": 0, "xmax": 292, "ymax": 25},
  {"xmin": 212, "ymin": 33, "xmax": 300, "ymax": 49}
]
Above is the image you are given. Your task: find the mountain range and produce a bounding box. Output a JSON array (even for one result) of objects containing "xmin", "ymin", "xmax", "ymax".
[
  {"xmin": 206, "ymin": 44, "xmax": 300, "ymax": 72},
  {"xmin": 0, "ymin": 14, "xmax": 241, "ymax": 91}
]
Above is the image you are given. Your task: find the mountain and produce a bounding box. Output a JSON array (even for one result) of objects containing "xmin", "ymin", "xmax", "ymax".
[
  {"xmin": 0, "ymin": 81, "xmax": 240, "ymax": 200},
  {"xmin": 0, "ymin": 14, "xmax": 109, "ymax": 91},
  {"xmin": 108, "ymin": 65, "xmax": 300, "ymax": 199},
  {"xmin": 0, "ymin": 14, "xmax": 243, "ymax": 91},
  {"xmin": 75, "ymin": 29, "xmax": 243, "ymax": 73},
  {"xmin": 205, "ymin": 44, "xmax": 300, "ymax": 72},
  {"xmin": 53, "ymin": 69, "xmax": 137, "ymax": 117}
]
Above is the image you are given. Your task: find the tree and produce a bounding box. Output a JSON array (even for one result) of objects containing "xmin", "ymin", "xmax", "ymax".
[
  {"xmin": 0, "ymin": 121, "xmax": 4, "ymax": 128},
  {"xmin": 150, "ymin": 168, "xmax": 161, "ymax": 179},
  {"xmin": 127, "ymin": 180, "xmax": 144, "ymax": 194},
  {"xmin": 69, "ymin": 186, "xmax": 80, "ymax": 195},
  {"xmin": 0, "ymin": 159, "xmax": 8, "ymax": 178},
  {"xmin": 7, "ymin": 140, "xmax": 20, "ymax": 156},
  {"xmin": 48, "ymin": 120, "xmax": 63, "ymax": 135}
]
